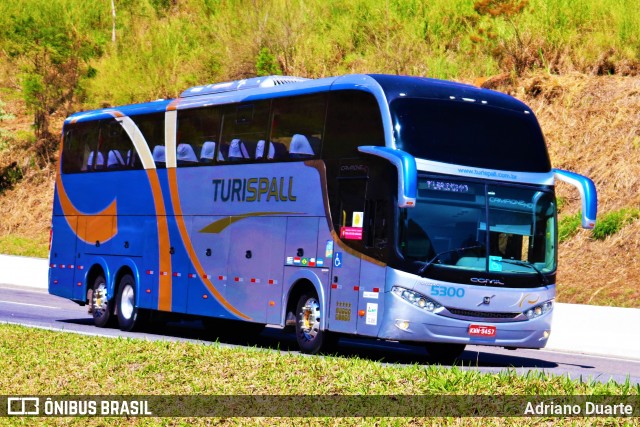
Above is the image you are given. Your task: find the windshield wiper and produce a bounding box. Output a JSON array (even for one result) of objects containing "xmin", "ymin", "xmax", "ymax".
[
  {"xmin": 418, "ymin": 245, "xmax": 483, "ymax": 275},
  {"xmin": 498, "ymin": 259, "xmax": 549, "ymax": 285}
]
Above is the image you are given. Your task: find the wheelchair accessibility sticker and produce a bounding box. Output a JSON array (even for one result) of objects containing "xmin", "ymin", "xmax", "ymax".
[{"xmin": 334, "ymin": 252, "xmax": 343, "ymax": 268}]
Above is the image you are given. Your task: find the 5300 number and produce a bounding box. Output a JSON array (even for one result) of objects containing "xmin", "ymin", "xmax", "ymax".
[{"xmin": 430, "ymin": 285, "xmax": 465, "ymax": 298}]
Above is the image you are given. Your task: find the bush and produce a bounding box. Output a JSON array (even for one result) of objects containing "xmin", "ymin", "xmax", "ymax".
[
  {"xmin": 591, "ymin": 208, "xmax": 640, "ymax": 240},
  {"xmin": 558, "ymin": 212, "xmax": 581, "ymax": 243}
]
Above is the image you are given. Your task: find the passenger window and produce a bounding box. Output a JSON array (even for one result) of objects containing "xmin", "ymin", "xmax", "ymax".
[
  {"xmin": 270, "ymin": 94, "xmax": 326, "ymax": 161},
  {"xmin": 177, "ymin": 107, "xmax": 222, "ymax": 166},
  {"xmin": 62, "ymin": 118, "xmax": 142, "ymax": 173},
  {"xmin": 131, "ymin": 113, "xmax": 165, "ymax": 169},
  {"xmin": 218, "ymin": 101, "xmax": 270, "ymax": 163}
]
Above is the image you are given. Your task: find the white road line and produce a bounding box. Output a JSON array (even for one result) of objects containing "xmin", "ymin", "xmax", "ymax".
[{"xmin": 0, "ymin": 300, "xmax": 60, "ymax": 309}]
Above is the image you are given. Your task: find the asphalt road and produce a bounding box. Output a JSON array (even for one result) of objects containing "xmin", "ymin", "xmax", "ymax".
[{"xmin": 2, "ymin": 284, "xmax": 640, "ymax": 385}]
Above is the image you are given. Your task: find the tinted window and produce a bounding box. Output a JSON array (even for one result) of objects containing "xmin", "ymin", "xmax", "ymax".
[
  {"xmin": 391, "ymin": 98, "xmax": 551, "ymax": 172},
  {"xmin": 218, "ymin": 101, "xmax": 271, "ymax": 163},
  {"xmin": 271, "ymin": 93, "xmax": 326, "ymax": 161},
  {"xmin": 131, "ymin": 113, "xmax": 165, "ymax": 169},
  {"xmin": 323, "ymin": 90, "xmax": 385, "ymax": 159},
  {"xmin": 61, "ymin": 118, "xmax": 141, "ymax": 173},
  {"xmin": 177, "ymin": 107, "xmax": 222, "ymax": 166}
]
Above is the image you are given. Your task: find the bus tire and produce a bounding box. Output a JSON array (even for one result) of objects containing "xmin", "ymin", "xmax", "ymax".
[
  {"xmin": 91, "ymin": 275, "xmax": 114, "ymax": 328},
  {"xmin": 116, "ymin": 274, "xmax": 143, "ymax": 332},
  {"xmin": 424, "ymin": 342, "xmax": 466, "ymax": 364},
  {"xmin": 295, "ymin": 291, "xmax": 337, "ymax": 355}
]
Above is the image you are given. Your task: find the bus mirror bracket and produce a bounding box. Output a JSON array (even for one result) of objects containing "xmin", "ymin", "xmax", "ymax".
[
  {"xmin": 553, "ymin": 168, "xmax": 598, "ymax": 229},
  {"xmin": 358, "ymin": 146, "xmax": 417, "ymax": 208}
]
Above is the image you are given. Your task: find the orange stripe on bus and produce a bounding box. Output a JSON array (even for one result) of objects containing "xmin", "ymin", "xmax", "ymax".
[
  {"xmin": 167, "ymin": 168, "xmax": 251, "ymax": 320},
  {"xmin": 55, "ymin": 173, "xmax": 118, "ymax": 244},
  {"xmin": 146, "ymin": 170, "xmax": 172, "ymax": 312}
]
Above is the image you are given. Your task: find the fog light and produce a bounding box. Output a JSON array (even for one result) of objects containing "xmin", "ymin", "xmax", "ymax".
[{"xmin": 395, "ymin": 320, "xmax": 410, "ymax": 331}]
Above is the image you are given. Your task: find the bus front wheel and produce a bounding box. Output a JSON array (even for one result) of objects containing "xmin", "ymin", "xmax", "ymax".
[
  {"xmin": 117, "ymin": 274, "xmax": 144, "ymax": 332},
  {"xmin": 295, "ymin": 292, "xmax": 337, "ymax": 354}
]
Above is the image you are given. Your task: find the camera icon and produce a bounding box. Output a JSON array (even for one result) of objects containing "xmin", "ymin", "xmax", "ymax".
[{"xmin": 7, "ymin": 397, "xmax": 40, "ymax": 415}]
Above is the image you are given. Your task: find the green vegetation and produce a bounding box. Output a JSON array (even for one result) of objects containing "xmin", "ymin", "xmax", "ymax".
[
  {"xmin": 0, "ymin": 324, "xmax": 637, "ymax": 425},
  {"xmin": 558, "ymin": 208, "xmax": 640, "ymax": 243},
  {"xmin": 0, "ymin": 235, "xmax": 48, "ymax": 258},
  {"xmin": 591, "ymin": 208, "xmax": 640, "ymax": 240},
  {"xmin": 558, "ymin": 212, "xmax": 581, "ymax": 243},
  {"xmin": 1, "ymin": 0, "xmax": 639, "ymax": 139}
]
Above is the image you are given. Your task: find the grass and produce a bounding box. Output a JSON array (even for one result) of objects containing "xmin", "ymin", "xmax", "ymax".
[
  {"xmin": 0, "ymin": 323, "xmax": 638, "ymax": 425},
  {"xmin": 591, "ymin": 208, "xmax": 640, "ymax": 240},
  {"xmin": 558, "ymin": 213, "xmax": 582, "ymax": 243},
  {"xmin": 0, "ymin": 235, "xmax": 48, "ymax": 258}
]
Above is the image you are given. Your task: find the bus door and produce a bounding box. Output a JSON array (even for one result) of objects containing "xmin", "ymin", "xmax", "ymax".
[
  {"xmin": 327, "ymin": 177, "xmax": 366, "ymax": 334},
  {"xmin": 355, "ymin": 199, "xmax": 387, "ymax": 337}
]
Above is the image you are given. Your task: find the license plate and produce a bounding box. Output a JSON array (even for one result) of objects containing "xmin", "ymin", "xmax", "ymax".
[{"xmin": 469, "ymin": 324, "xmax": 496, "ymax": 337}]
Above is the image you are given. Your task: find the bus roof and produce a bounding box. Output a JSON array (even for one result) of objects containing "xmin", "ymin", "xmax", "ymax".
[{"xmin": 64, "ymin": 74, "xmax": 532, "ymax": 124}]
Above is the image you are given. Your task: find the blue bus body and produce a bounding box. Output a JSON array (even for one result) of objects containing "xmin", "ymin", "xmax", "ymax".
[{"xmin": 49, "ymin": 74, "xmax": 597, "ymax": 358}]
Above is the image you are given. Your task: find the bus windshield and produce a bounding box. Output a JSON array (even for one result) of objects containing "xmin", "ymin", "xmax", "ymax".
[{"xmin": 399, "ymin": 177, "xmax": 556, "ymax": 277}]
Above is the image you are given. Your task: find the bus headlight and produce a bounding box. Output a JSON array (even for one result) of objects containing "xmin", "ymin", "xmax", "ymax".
[
  {"xmin": 392, "ymin": 286, "xmax": 441, "ymax": 312},
  {"xmin": 524, "ymin": 300, "xmax": 553, "ymax": 319}
]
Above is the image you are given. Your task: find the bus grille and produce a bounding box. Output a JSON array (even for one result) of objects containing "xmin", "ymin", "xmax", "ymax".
[{"xmin": 444, "ymin": 307, "xmax": 522, "ymax": 320}]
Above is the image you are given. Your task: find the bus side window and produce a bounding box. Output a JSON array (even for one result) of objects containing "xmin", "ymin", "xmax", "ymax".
[
  {"xmin": 270, "ymin": 94, "xmax": 326, "ymax": 161},
  {"xmin": 102, "ymin": 119, "xmax": 134, "ymax": 171},
  {"xmin": 218, "ymin": 102, "xmax": 270, "ymax": 163},
  {"xmin": 131, "ymin": 113, "xmax": 165, "ymax": 169},
  {"xmin": 61, "ymin": 122, "xmax": 101, "ymax": 173},
  {"xmin": 335, "ymin": 178, "xmax": 367, "ymax": 252},
  {"xmin": 177, "ymin": 106, "xmax": 222, "ymax": 166},
  {"xmin": 323, "ymin": 90, "xmax": 384, "ymax": 160}
]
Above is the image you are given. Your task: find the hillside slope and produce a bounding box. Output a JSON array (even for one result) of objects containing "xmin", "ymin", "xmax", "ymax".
[{"xmin": 512, "ymin": 74, "xmax": 640, "ymax": 306}]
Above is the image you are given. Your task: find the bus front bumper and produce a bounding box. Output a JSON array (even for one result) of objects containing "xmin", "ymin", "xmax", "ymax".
[{"xmin": 377, "ymin": 291, "xmax": 552, "ymax": 349}]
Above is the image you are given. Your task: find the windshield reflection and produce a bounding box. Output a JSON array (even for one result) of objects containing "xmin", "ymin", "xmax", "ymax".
[{"xmin": 399, "ymin": 177, "xmax": 556, "ymax": 277}]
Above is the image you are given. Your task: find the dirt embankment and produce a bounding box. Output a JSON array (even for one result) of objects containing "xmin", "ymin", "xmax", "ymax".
[
  {"xmin": 495, "ymin": 74, "xmax": 640, "ymax": 306},
  {"xmin": 1, "ymin": 72, "xmax": 639, "ymax": 306}
]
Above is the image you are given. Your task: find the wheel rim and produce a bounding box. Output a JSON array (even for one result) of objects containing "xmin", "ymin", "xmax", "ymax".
[
  {"xmin": 120, "ymin": 285, "xmax": 135, "ymax": 320},
  {"xmin": 92, "ymin": 282, "xmax": 108, "ymax": 320},
  {"xmin": 298, "ymin": 297, "xmax": 321, "ymax": 342}
]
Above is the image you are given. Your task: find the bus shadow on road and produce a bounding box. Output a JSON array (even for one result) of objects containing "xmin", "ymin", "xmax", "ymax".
[{"xmin": 56, "ymin": 316, "xmax": 562, "ymax": 369}]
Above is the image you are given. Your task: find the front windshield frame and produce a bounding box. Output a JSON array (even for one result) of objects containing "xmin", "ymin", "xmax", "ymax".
[{"xmin": 396, "ymin": 174, "xmax": 557, "ymax": 285}]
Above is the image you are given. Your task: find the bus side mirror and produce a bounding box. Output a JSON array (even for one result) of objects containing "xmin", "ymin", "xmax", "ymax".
[
  {"xmin": 358, "ymin": 146, "xmax": 417, "ymax": 208},
  {"xmin": 553, "ymin": 169, "xmax": 598, "ymax": 229}
]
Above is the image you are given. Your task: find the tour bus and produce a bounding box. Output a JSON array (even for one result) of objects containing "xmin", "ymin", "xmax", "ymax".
[{"xmin": 49, "ymin": 74, "xmax": 597, "ymax": 361}]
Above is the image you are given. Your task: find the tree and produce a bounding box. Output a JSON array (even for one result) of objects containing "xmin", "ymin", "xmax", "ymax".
[{"xmin": 3, "ymin": 11, "xmax": 102, "ymax": 160}]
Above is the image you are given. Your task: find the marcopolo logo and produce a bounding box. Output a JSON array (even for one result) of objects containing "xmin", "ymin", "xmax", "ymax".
[{"xmin": 212, "ymin": 177, "xmax": 297, "ymax": 203}]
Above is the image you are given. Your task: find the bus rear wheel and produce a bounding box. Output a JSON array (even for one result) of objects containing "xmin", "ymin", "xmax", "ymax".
[
  {"xmin": 424, "ymin": 342, "xmax": 466, "ymax": 364},
  {"xmin": 295, "ymin": 291, "xmax": 337, "ymax": 355},
  {"xmin": 117, "ymin": 274, "xmax": 144, "ymax": 332},
  {"xmin": 91, "ymin": 275, "xmax": 114, "ymax": 328}
]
